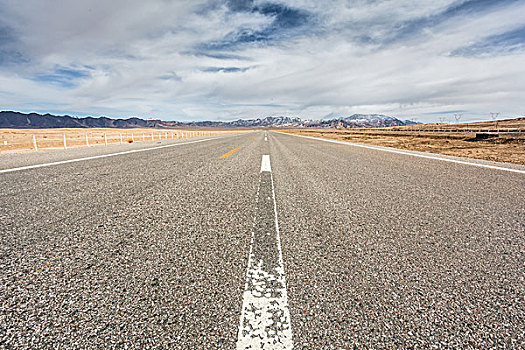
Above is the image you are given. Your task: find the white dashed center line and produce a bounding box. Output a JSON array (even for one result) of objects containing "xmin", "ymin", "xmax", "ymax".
[
  {"xmin": 236, "ymin": 155, "xmax": 293, "ymax": 350},
  {"xmin": 261, "ymin": 154, "xmax": 272, "ymax": 172}
]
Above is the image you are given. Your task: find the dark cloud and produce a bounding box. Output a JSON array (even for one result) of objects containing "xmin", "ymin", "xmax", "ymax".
[
  {"xmin": 0, "ymin": 26, "xmax": 12, "ymax": 45},
  {"xmin": 0, "ymin": 25, "xmax": 27, "ymax": 65},
  {"xmin": 201, "ymin": 2, "xmax": 313, "ymax": 50},
  {"xmin": 0, "ymin": 48, "xmax": 26, "ymax": 65},
  {"xmin": 226, "ymin": 0, "xmax": 254, "ymax": 12},
  {"xmin": 254, "ymin": 3, "xmax": 309, "ymax": 30}
]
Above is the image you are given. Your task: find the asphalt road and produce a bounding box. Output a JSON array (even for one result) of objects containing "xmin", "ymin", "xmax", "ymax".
[{"xmin": 1, "ymin": 131, "xmax": 524, "ymax": 349}]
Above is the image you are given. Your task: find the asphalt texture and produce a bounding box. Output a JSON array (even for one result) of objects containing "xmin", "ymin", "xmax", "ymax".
[
  {"xmin": 1, "ymin": 131, "xmax": 524, "ymax": 349},
  {"xmin": 237, "ymin": 163, "xmax": 293, "ymax": 349}
]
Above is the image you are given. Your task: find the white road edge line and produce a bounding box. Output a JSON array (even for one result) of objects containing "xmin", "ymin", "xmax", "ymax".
[
  {"xmin": 236, "ymin": 155, "xmax": 293, "ymax": 350},
  {"xmin": 0, "ymin": 135, "xmax": 235, "ymax": 174},
  {"xmin": 279, "ymin": 132, "xmax": 525, "ymax": 174}
]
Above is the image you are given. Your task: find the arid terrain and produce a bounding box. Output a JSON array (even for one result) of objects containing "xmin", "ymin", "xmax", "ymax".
[
  {"xmin": 1, "ymin": 119, "xmax": 524, "ymax": 164},
  {"xmin": 280, "ymin": 118, "xmax": 525, "ymax": 165},
  {"xmin": 0, "ymin": 128, "xmax": 236, "ymax": 154}
]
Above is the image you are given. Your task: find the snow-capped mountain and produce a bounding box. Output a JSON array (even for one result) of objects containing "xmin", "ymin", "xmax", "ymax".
[
  {"xmin": 305, "ymin": 114, "xmax": 417, "ymax": 128},
  {"xmin": 0, "ymin": 111, "xmax": 416, "ymax": 129},
  {"xmin": 187, "ymin": 116, "xmax": 303, "ymax": 127}
]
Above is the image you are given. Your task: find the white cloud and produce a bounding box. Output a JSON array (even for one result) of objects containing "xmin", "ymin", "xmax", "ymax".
[{"xmin": 0, "ymin": 0, "xmax": 524, "ymax": 122}]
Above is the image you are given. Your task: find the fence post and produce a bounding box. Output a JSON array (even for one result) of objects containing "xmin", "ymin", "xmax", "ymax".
[
  {"xmin": 63, "ymin": 134, "xmax": 67, "ymax": 149},
  {"xmin": 120, "ymin": 133, "xmax": 123, "ymax": 144},
  {"xmin": 104, "ymin": 133, "xmax": 107, "ymax": 146},
  {"xmin": 33, "ymin": 135, "xmax": 38, "ymax": 151},
  {"xmin": 151, "ymin": 132, "xmax": 154, "ymax": 141},
  {"xmin": 86, "ymin": 134, "xmax": 89, "ymax": 146},
  {"xmin": 143, "ymin": 133, "xmax": 145, "ymax": 141},
  {"xmin": 131, "ymin": 133, "xmax": 134, "ymax": 142}
]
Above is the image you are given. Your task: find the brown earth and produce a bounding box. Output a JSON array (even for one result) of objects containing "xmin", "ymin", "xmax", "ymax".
[
  {"xmin": 279, "ymin": 129, "xmax": 525, "ymax": 165},
  {"xmin": 392, "ymin": 117, "xmax": 525, "ymax": 132}
]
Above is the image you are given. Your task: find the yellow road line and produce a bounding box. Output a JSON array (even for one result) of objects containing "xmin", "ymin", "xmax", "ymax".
[{"xmin": 220, "ymin": 146, "xmax": 243, "ymax": 159}]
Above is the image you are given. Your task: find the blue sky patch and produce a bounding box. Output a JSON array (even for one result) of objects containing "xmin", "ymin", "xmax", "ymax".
[
  {"xmin": 33, "ymin": 67, "xmax": 91, "ymax": 88},
  {"xmin": 202, "ymin": 66, "xmax": 252, "ymax": 73}
]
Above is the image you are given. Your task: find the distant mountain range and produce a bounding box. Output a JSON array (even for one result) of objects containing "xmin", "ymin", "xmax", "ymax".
[
  {"xmin": 305, "ymin": 114, "xmax": 418, "ymax": 128},
  {"xmin": 0, "ymin": 111, "xmax": 183, "ymax": 129},
  {"xmin": 0, "ymin": 111, "xmax": 417, "ymax": 129}
]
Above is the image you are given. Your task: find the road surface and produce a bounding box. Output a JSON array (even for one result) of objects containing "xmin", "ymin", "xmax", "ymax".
[{"xmin": 1, "ymin": 131, "xmax": 524, "ymax": 349}]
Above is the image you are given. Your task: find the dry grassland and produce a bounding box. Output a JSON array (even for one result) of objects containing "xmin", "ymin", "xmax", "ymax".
[
  {"xmin": 0, "ymin": 128, "xmax": 236, "ymax": 154},
  {"xmin": 280, "ymin": 129, "xmax": 525, "ymax": 165}
]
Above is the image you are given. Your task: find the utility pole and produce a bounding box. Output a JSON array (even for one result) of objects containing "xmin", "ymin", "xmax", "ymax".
[
  {"xmin": 438, "ymin": 117, "xmax": 446, "ymax": 131},
  {"xmin": 490, "ymin": 112, "xmax": 500, "ymax": 131},
  {"xmin": 454, "ymin": 114, "xmax": 462, "ymax": 133}
]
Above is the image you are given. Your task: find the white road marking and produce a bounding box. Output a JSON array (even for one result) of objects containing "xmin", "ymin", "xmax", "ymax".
[
  {"xmin": 281, "ymin": 132, "xmax": 525, "ymax": 174},
  {"xmin": 0, "ymin": 136, "xmax": 231, "ymax": 174},
  {"xmin": 265, "ymin": 136, "xmax": 268, "ymax": 141},
  {"xmin": 237, "ymin": 155, "xmax": 293, "ymax": 350},
  {"xmin": 261, "ymin": 154, "xmax": 272, "ymax": 172}
]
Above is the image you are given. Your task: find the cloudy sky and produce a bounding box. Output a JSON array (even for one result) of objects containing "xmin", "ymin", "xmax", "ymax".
[{"xmin": 1, "ymin": 0, "xmax": 524, "ymax": 122}]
